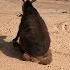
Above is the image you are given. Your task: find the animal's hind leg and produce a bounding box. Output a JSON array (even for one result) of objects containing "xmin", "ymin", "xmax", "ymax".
[
  {"xmin": 22, "ymin": 53, "xmax": 31, "ymax": 61},
  {"xmin": 38, "ymin": 49, "xmax": 52, "ymax": 65}
]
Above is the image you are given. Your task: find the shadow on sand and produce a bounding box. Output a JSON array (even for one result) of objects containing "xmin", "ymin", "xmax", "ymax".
[
  {"xmin": 0, "ymin": 36, "xmax": 52, "ymax": 65},
  {"xmin": 0, "ymin": 36, "xmax": 22, "ymax": 60}
]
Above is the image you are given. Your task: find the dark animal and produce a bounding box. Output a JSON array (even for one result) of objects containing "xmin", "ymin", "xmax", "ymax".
[{"xmin": 13, "ymin": 0, "xmax": 50, "ymax": 65}]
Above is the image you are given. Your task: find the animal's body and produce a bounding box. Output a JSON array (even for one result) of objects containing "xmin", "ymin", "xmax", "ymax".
[{"xmin": 13, "ymin": 0, "xmax": 50, "ymax": 65}]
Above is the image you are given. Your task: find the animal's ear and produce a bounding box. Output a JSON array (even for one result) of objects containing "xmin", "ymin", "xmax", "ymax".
[
  {"xmin": 22, "ymin": 0, "xmax": 27, "ymax": 2},
  {"xmin": 31, "ymin": 0, "xmax": 36, "ymax": 3},
  {"xmin": 22, "ymin": 0, "xmax": 36, "ymax": 3}
]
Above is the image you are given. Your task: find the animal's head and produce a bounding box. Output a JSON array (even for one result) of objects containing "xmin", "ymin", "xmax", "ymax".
[{"xmin": 22, "ymin": 0, "xmax": 36, "ymax": 13}]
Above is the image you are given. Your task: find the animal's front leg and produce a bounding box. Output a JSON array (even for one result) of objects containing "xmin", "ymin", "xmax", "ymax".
[{"xmin": 12, "ymin": 30, "xmax": 20, "ymax": 48}]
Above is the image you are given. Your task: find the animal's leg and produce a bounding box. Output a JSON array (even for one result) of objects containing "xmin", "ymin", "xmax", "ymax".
[
  {"xmin": 13, "ymin": 30, "xmax": 20, "ymax": 41},
  {"xmin": 22, "ymin": 53, "xmax": 31, "ymax": 61},
  {"xmin": 13, "ymin": 40, "xmax": 25, "ymax": 53},
  {"xmin": 12, "ymin": 30, "xmax": 20, "ymax": 48},
  {"xmin": 38, "ymin": 50, "xmax": 52, "ymax": 65}
]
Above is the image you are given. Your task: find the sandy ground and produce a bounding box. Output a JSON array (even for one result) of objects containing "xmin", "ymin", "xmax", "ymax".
[{"xmin": 0, "ymin": 0, "xmax": 70, "ymax": 70}]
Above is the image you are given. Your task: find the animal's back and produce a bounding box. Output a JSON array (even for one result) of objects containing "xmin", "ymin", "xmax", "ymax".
[{"xmin": 20, "ymin": 7, "xmax": 50, "ymax": 57}]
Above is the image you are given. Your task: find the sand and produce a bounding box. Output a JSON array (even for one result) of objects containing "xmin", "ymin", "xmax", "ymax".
[{"xmin": 0, "ymin": 0, "xmax": 70, "ymax": 70}]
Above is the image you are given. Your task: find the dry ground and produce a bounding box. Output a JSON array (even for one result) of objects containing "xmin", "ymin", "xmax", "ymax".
[{"xmin": 0, "ymin": 0, "xmax": 70, "ymax": 70}]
